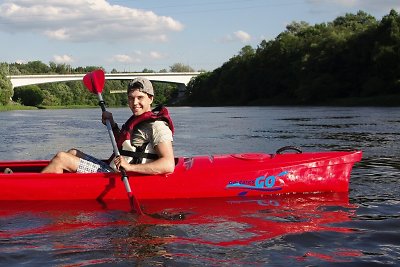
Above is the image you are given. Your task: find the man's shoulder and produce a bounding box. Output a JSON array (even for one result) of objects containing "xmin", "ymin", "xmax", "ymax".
[
  {"xmin": 136, "ymin": 120, "xmax": 169, "ymax": 131},
  {"xmin": 151, "ymin": 120, "xmax": 170, "ymax": 130}
]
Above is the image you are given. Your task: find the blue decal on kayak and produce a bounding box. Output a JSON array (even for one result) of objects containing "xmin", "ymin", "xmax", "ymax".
[{"xmin": 226, "ymin": 171, "xmax": 287, "ymax": 194}]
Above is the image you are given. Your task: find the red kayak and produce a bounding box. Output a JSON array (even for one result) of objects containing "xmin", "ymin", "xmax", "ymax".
[{"xmin": 0, "ymin": 148, "xmax": 362, "ymax": 201}]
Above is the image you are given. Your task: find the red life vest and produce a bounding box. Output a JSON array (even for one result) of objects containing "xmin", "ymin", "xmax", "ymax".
[
  {"xmin": 109, "ymin": 106, "xmax": 174, "ymax": 168},
  {"xmin": 117, "ymin": 105, "xmax": 174, "ymax": 147}
]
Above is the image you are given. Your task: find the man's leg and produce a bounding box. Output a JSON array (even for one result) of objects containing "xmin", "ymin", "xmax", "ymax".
[{"xmin": 41, "ymin": 149, "xmax": 81, "ymax": 173}]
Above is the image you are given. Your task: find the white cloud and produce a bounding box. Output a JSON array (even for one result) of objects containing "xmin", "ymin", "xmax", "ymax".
[
  {"xmin": 0, "ymin": 0, "xmax": 184, "ymax": 42},
  {"xmin": 111, "ymin": 54, "xmax": 137, "ymax": 64},
  {"xmin": 110, "ymin": 50, "xmax": 166, "ymax": 65},
  {"xmin": 53, "ymin": 54, "xmax": 74, "ymax": 64},
  {"xmin": 234, "ymin": 30, "xmax": 251, "ymax": 43},
  {"xmin": 149, "ymin": 51, "xmax": 166, "ymax": 59},
  {"xmin": 45, "ymin": 28, "xmax": 70, "ymax": 41},
  {"xmin": 220, "ymin": 30, "xmax": 252, "ymax": 44}
]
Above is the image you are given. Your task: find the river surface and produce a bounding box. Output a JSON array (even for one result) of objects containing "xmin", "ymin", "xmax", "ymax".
[{"xmin": 0, "ymin": 106, "xmax": 399, "ymax": 266}]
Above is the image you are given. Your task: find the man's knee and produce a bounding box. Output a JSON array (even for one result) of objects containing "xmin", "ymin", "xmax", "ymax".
[
  {"xmin": 43, "ymin": 151, "xmax": 75, "ymax": 173},
  {"xmin": 52, "ymin": 151, "xmax": 79, "ymax": 171},
  {"xmin": 67, "ymin": 148, "xmax": 79, "ymax": 156},
  {"xmin": 67, "ymin": 148, "xmax": 86, "ymax": 158},
  {"xmin": 53, "ymin": 151, "xmax": 68, "ymax": 162}
]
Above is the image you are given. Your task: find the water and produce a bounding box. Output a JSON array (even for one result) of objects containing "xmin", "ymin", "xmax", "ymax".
[{"xmin": 0, "ymin": 106, "xmax": 399, "ymax": 266}]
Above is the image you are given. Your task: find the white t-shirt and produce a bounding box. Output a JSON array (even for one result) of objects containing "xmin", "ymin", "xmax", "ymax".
[{"xmin": 131, "ymin": 120, "xmax": 173, "ymax": 149}]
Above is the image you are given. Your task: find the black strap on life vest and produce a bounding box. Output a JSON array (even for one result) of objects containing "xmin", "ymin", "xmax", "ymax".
[{"xmin": 119, "ymin": 142, "xmax": 159, "ymax": 164}]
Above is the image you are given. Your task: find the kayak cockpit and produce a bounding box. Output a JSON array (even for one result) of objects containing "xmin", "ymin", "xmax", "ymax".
[
  {"xmin": 0, "ymin": 158, "xmax": 184, "ymax": 174},
  {"xmin": 0, "ymin": 160, "xmax": 49, "ymax": 173}
]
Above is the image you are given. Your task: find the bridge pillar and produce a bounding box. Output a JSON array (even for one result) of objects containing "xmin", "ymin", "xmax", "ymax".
[{"xmin": 177, "ymin": 83, "xmax": 187, "ymax": 98}]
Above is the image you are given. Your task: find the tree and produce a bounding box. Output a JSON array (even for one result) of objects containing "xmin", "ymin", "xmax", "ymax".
[
  {"xmin": 13, "ymin": 85, "xmax": 44, "ymax": 106},
  {"xmin": 142, "ymin": 68, "xmax": 156, "ymax": 73},
  {"xmin": 170, "ymin": 63, "xmax": 194, "ymax": 72},
  {"xmin": 285, "ymin": 21, "xmax": 310, "ymax": 34},
  {"xmin": 0, "ymin": 63, "xmax": 13, "ymax": 105},
  {"xmin": 0, "ymin": 79, "xmax": 13, "ymax": 105},
  {"xmin": 24, "ymin": 61, "xmax": 50, "ymax": 74},
  {"xmin": 332, "ymin": 11, "xmax": 377, "ymax": 32},
  {"xmin": 152, "ymin": 82, "xmax": 178, "ymax": 105},
  {"xmin": 236, "ymin": 45, "xmax": 255, "ymax": 61},
  {"xmin": 48, "ymin": 62, "xmax": 72, "ymax": 74},
  {"xmin": 184, "ymin": 10, "xmax": 400, "ymax": 106}
]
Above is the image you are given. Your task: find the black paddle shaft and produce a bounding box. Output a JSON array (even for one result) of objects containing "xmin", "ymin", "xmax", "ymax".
[{"xmin": 98, "ymin": 100, "xmax": 107, "ymax": 112}]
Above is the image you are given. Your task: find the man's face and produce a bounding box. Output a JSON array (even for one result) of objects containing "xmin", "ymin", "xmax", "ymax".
[{"xmin": 127, "ymin": 89, "xmax": 153, "ymax": 116}]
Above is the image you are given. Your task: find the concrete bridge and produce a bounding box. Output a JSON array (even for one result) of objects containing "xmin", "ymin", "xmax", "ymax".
[{"xmin": 8, "ymin": 72, "xmax": 201, "ymax": 94}]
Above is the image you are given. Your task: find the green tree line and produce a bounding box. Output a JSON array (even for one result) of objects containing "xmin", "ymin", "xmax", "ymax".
[
  {"xmin": 0, "ymin": 62, "xmax": 194, "ymax": 107},
  {"xmin": 185, "ymin": 10, "xmax": 400, "ymax": 106}
]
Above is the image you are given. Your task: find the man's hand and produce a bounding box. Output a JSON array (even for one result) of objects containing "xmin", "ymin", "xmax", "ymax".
[
  {"xmin": 102, "ymin": 111, "xmax": 116, "ymax": 127},
  {"xmin": 114, "ymin": 156, "xmax": 130, "ymax": 171}
]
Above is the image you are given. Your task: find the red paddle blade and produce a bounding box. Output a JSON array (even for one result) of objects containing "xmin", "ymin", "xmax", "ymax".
[{"xmin": 83, "ymin": 69, "xmax": 105, "ymax": 94}]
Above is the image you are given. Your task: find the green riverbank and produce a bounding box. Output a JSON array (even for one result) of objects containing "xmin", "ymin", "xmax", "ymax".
[{"xmin": 0, "ymin": 104, "xmax": 97, "ymax": 112}]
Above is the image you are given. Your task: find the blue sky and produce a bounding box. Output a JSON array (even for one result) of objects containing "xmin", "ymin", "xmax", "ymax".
[{"xmin": 0, "ymin": 0, "xmax": 399, "ymax": 72}]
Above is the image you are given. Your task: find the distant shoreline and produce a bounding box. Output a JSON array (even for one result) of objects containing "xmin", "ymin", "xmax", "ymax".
[{"xmin": 1, "ymin": 97, "xmax": 399, "ymax": 112}]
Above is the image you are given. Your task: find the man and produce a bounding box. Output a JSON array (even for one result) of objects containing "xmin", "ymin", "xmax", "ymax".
[{"xmin": 41, "ymin": 77, "xmax": 175, "ymax": 175}]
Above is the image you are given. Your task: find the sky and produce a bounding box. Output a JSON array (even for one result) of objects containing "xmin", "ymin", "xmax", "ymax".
[{"xmin": 0, "ymin": 0, "xmax": 399, "ymax": 73}]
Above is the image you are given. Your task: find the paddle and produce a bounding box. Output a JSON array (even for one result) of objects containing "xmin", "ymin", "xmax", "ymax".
[{"xmin": 83, "ymin": 69, "xmax": 143, "ymax": 215}]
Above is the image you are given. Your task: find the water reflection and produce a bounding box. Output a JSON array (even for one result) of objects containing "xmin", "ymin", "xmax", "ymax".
[{"xmin": 1, "ymin": 193, "xmax": 355, "ymax": 248}]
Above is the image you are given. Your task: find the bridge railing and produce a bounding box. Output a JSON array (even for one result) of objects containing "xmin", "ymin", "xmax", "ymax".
[{"xmin": 8, "ymin": 72, "xmax": 201, "ymax": 90}]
